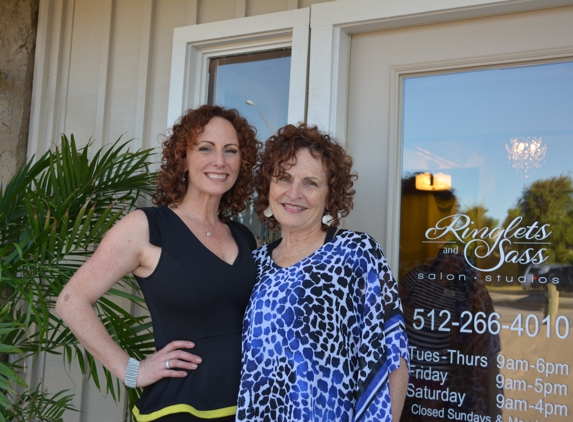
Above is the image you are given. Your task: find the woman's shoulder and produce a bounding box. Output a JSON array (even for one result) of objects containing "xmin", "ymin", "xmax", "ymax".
[
  {"xmin": 334, "ymin": 229, "xmax": 388, "ymax": 262},
  {"xmin": 135, "ymin": 205, "xmax": 169, "ymax": 216},
  {"xmin": 338, "ymin": 229, "xmax": 380, "ymax": 247},
  {"xmin": 116, "ymin": 207, "xmax": 155, "ymax": 228},
  {"xmin": 131, "ymin": 205, "xmax": 173, "ymax": 223},
  {"xmin": 96, "ymin": 208, "xmax": 154, "ymax": 251},
  {"xmin": 125, "ymin": 207, "xmax": 170, "ymax": 247}
]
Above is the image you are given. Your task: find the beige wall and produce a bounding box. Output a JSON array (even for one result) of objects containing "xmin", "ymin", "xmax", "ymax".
[
  {"xmin": 28, "ymin": 0, "xmax": 333, "ymax": 161},
  {"xmin": 0, "ymin": 0, "xmax": 38, "ymax": 186}
]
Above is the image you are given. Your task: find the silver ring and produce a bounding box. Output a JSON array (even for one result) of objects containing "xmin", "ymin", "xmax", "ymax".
[{"xmin": 165, "ymin": 360, "xmax": 170, "ymax": 370}]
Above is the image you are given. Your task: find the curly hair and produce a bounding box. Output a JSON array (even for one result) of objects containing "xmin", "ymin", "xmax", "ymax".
[
  {"xmin": 255, "ymin": 123, "xmax": 357, "ymax": 230},
  {"xmin": 153, "ymin": 105, "xmax": 260, "ymax": 221}
]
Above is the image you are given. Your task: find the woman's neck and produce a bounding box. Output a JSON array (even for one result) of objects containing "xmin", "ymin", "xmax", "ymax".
[
  {"xmin": 272, "ymin": 225, "xmax": 327, "ymax": 267},
  {"xmin": 179, "ymin": 191, "xmax": 222, "ymax": 225}
]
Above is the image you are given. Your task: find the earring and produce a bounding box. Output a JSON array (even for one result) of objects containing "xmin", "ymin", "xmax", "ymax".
[
  {"xmin": 263, "ymin": 207, "xmax": 273, "ymax": 218},
  {"xmin": 322, "ymin": 213, "xmax": 334, "ymax": 226}
]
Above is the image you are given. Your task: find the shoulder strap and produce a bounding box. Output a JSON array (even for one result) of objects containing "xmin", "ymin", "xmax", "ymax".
[
  {"xmin": 138, "ymin": 207, "xmax": 162, "ymax": 247},
  {"xmin": 229, "ymin": 220, "xmax": 257, "ymax": 251},
  {"xmin": 324, "ymin": 226, "xmax": 345, "ymax": 244},
  {"xmin": 266, "ymin": 237, "xmax": 282, "ymax": 256}
]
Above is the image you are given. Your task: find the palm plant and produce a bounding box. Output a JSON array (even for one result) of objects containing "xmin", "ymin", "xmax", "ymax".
[{"xmin": 0, "ymin": 135, "xmax": 156, "ymax": 421}]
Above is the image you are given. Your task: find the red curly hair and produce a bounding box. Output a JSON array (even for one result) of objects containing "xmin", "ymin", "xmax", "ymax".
[
  {"xmin": 255, "ymin": 123, "xmax": 357, "ymax": 230},
  {"xmin": 153, "ymin": 105, "xmax": 260, "ymax": 221}
]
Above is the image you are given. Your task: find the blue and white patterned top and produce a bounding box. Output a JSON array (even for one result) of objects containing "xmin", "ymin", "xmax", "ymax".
[{"xmin": 237, "ymin": 230, "xmax": 409, "ymax": 422}]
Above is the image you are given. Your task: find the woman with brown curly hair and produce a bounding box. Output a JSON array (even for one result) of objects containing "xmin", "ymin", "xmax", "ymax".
[
  {"xmin": 57, "ymin": 105, "xmax": 260, "ymax": 422},
  {"xmin": 237, "ymin": 123, "xmax": 409, "ymax": 422}
]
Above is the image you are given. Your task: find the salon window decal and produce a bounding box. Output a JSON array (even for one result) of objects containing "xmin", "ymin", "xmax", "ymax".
[
  {"xmin": 398, "ymin": 61, "xmax": 573, "ymax": 421},
  {"xmin": 424, "ymin": 214, "xmax": 551, "ymax": 273}
]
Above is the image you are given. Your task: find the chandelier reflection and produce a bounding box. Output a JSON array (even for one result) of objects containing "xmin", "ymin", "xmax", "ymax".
[{"xmin": 505, "ymin": 137, "xmax": 547, "ymax": 177}]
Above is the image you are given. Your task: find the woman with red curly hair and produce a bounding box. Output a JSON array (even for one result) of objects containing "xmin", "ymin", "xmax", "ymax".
[
  {"xmin": 237, "ymin": 123, "xmax": 410, "ymax": 422},
  {"xmin": 57, "ymin": 105, "xmax": 260, "ymax": 422}
]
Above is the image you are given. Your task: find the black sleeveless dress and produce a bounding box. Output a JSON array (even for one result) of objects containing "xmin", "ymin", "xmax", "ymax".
[{"xmin": 132, "ymin": 207, "xmax": 257, "ymax": 421}]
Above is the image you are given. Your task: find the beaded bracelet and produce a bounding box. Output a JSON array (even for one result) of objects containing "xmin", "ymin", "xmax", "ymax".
[{"xmin": 124, "ymin": 357, "xmax": 140, "ymax": 388}]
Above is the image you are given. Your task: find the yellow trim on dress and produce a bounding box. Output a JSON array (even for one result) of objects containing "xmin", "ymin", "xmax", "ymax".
[{"xmin": 133, "ymin": 404, "xmax": 237, "ymax": 421}]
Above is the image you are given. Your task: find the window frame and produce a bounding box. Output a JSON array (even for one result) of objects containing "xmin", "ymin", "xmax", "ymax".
[
  {"xmin": 167, "ymin": 8, "xmax": 310, "ymax": 130},
  {"xmin": 307, "ymin": 0, "xmax": 573, "ymax": 138},
  {"xmin": 307, "ymin": 0, "xmax": 573, "ymax": 267}
]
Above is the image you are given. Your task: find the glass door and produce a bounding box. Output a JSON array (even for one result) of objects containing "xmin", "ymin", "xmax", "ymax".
[{"xmin": 399, "ymin": 60, "xmax": 573, "ymax": 421}]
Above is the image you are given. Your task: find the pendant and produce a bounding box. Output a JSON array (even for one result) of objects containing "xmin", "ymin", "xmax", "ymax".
[{"xmin": 206, "ymin": 232, "xmax": 211, "ymax": 237}]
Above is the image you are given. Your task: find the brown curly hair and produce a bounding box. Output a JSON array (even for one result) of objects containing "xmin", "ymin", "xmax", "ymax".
[
  {"xmin": 153, "ymin": 105, "xmax": 260, "ymax": 221},
  {"xmin": 255, "ymin": 123, "xmax": 357, "ymax": 230}
]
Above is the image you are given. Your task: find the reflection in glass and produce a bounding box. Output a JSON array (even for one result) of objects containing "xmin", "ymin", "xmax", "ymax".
[
  {"xmin": 399, "ymin": 61, "xmax": 573, "ymax": 421},
  {"xmin": 415, "ymin": 172, "xmax": 452, "ymax": 191},
  {"xmin": 207, "ymin": 49, "xmax": 291, "ymax": 243},
  {"xmin": 400, "ymin": 251, "xmax": 502, "ymax": 420},
  {"xmin": 208, "ymin": 49, "xmax": 291, "ymax": 142},
  {"xmin": 245, "ymin": 99, "xmax": 275, "ymax": 135},
  {"xmin": 505, "ymin": 136, "xmax": 547, "ymax": 177}
]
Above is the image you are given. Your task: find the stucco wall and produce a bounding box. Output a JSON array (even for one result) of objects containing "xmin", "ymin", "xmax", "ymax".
[{"xmin": 0, "ymin": 0, "xmax": 38, "ymax": 186}]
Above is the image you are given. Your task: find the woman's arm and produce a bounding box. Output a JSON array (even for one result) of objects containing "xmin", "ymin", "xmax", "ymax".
[
  {"xmin": 55, "ymin": 210, "xmax": 201, "ymax": 387},
  {"xmin": 389, "ymin": 357, "xmax": 409, "ymax": 422},
  {"xmin": 356, "ymin": 233, "xmax": 410, "ymax": 421}
]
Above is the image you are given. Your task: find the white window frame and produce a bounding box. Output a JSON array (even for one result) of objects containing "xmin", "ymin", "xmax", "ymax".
[
  {"xmin": 307, "ymin": 0, "xmax": 573, "ymax": 266},
  {"xmin": 167, "ymin": 8, "xmax": 310, "ymax": 130},
  {"xmin": 308, "ymin": 0, "xmax": 573, "ymax": 138}
]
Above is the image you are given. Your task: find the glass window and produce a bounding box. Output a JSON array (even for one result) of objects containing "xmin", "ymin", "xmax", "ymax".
[
  {"xmin": 208, "ymin": 49, "xmax": 291, "ymax": 243},
  {"xmin": 208, "ymin": 49, "xmax": 291, "ymax": 142},
  {"xmin": 399, "ymin": 61, "xmax": 573, "ymax": 421}
]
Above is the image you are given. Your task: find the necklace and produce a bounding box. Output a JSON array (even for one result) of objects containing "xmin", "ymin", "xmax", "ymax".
[{"xmin": 180, "ymin": 206, "xmax": 213, "ymax": 237}]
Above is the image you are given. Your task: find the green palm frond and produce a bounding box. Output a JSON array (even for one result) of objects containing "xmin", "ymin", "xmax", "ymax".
[
  {"xmin": 0, "ymin": 304, "xmax": 26, "ymax": 419},
  {"xmin": 1, "ymin": 134, "xmax": 156, "ymax": 421},
  {"xmin": 2, "ymin": 384, "xmax": 75, "ymax": 422}
]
